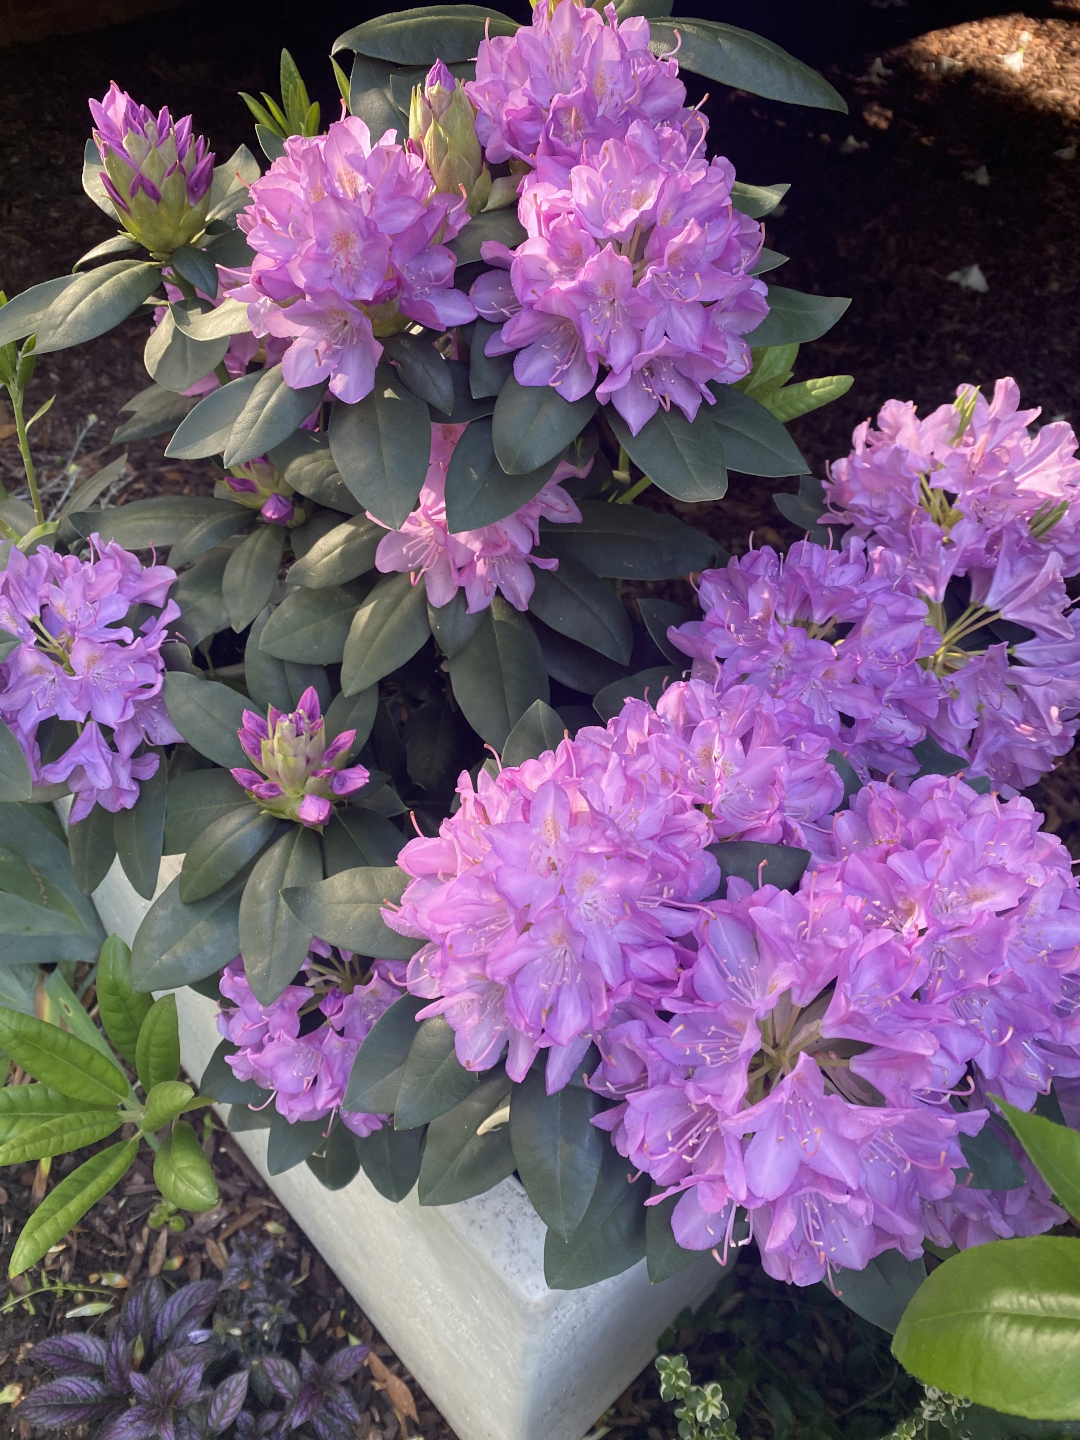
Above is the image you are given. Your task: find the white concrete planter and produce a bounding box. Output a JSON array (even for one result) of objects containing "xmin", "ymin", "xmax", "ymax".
[{"xmin": 86, "ymin": 851, "xmax": 721, "ymax": 1440}]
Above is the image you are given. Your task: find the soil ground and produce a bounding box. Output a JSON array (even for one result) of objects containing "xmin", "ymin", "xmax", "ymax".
[{"xmin": 1, "ymin": 3, "xmax": 1078, "ymax": 1437}]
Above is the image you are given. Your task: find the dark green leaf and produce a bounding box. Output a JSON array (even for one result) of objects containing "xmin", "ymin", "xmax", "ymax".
[
  {"xmin": 130, "ymin": 870, "xmax": 246, "ymax": 992},
  {"xmin": 325, "ymin": 686, "xmax": 379, "ymax": 756},
  {"xmin": 752, "ymin": 246, "xmax": 789, "ymax": 274},
  {"xmin": 328, "ymin": 365, "xmax": 432, "ymax": 527},
  {"xmin": 955, "ymin": 1122, "xmax": 1026, "ymax": 1191},
  {"xmin": 404, "ymin": 704, "xmax": 468, "ymax": 792},
  {"xmin": 533, "ymin": 619, "xmax": 626, "ymax": 696},
  {"xmin": 444, "ymin": 416, "xmax": 559, "ymax": 530},
  {"xmin": 650, "ymin": 19, "xmax": 847, "ymax": 111},
  {"xmin": 418, "ymin": 1069, "xmax": 515, "ymax": 1205},
  {"xmin": 892, "ymin": 1237, "xmax": 1080, "ymax": 1418},
  {"xmin": 96, "ymin": 935, "xmax": 152, "ymax": 1067},
  {"xmin": 163, "ymin": 672, "xmax": 249, "ymax": 769},
  {"xmin": 646, "ymin": 1188, "xmax": 713, "ymax": 1283},
  {"xmin": 9, "ymin": 1138, "xmax": 139, "ymax": 1276},
  {"xmin": 322, "ymin": 808, "xmax": 403, "ymax": 874},
  {"xmin": 608, "ymin": 406, "xmax": 727, "ymax": 502},
  {"xmin": 0, "ymin": 716, "xmax": 32, "ymax": 802},
  {"xmin": 355, "ymin": 1122, "xmax": 424, "ymax": 1201},
  {"xmin": 708, "ymin": 385, "xmax": 808, "ymax": 477},
  {"xmin": 223, "ymin": 365, "xmax": 326, "ymax": 468},
  {"xmin": 709, "ymin": 840, "xmax": 810, "ymax": 893},
  {"xmin": 239, "ymin": 826, "xmax": 323, "ymax": 1005},
  {"xmin": 394, "ymin": 1018, "xmax": 478, "ymax": 1130},
  {"xmin": 614, "ymin": 0, "xmax": 673, "ymax": 16},
  {"xmin": 545, "ymin": 500, "xmax": 717, "ymax": 580},
  {"xmin": 594, "ymin": 666, "xmax": 676, "ymax": 722},
  {"xmin": 164, "ymin": 768, "xmax": 249, "ymax": 855},
  {"xmin": 257, "ymin": 125, "xmax": 286, "ymax": 163},
  {"xmin": 307, "ymin": 1118, "xmax": 362, "ymax": 1191},
  {"xmin": 447, "ymin": 597, "xmax": 549, "ymax": 749},
  {"xmin": 427, "ymin": 591, "xmax": 483, "ymax": 658},
  {"xmin": 827, "ymin": 747, "xmax": 861, "ymax": 806},
  {"xmin": 266, "ymin": 1108, "xmax": 327, "ymax": 1176},
  {"xmin": 287, "ymin": 516, "xmax": 383, "ymax": 590},
  {"xmin": 437, "ymin": 358, "xmax": 495, "ymax": 425},
  {"xmin": 347, "ymin": 56, "xmax": 403, "ymax": 142},
  {"xmin": 492, "ymin": 375, "xmax": 596, "ymax": 476},
  {"xmin": 997, "ymin": 1098, "xmax": 1080, "ymax": 1214},
  {"xmin": 833, "ymin": 1250, "xmax": 927, "ymax": 1333},
  {"xmin": 0, "ymin": 276, "xmax": 79, "ymax": 346},
  {"xmin": 0, "ymin": 1009, "xmax": 128, "ymax": 1105},
  {"xmin": 154, "ymin": 1120, "xmax": 219, "ymax": 1210},
  {"xmin": 34, "ymin": 261, "xmax": 161, "ymax": 354},
  {"xmin": 259, "ymin": 585, "xmax": 360, "ymax": 664},
  {"xmin": 68, "ymin": 495, "xmax": 248, "ymax": 551},
  {"xmin": 383, "ymin": 330, "xmax": 455, "ymax": 414},
  {"xmin": 0, "ymin": 804, "xmax": 104, "ymax": 960},
  {"xmin": 283, "ymin": 866, "xmax": 420, "ymax": 962},
  {"xmin": 201, "ymin": 1040, "xmax": 271, "ymax": 1107},
  {"xmin": 144, "ymin": 304, "xmax": 229, "ymax": 393},
  {"xmin": 344, "ymin": 995, "xmax": 427, "ymax": 1113},
  {"xmin": 341, "ymin": 571, "xmax": 431, "ymax": 695},
  {"xmin": 222, "ymin": 525, "xmax": 285, "ymax": 632},
  {"xmin": 510, "ymin": 1067, "xmax": 606, "ymax": 1238},
  {"xmin": 243, "ymin": 606, "xmax": 292, "ymax": 712},
  {"xmin": 449, "ymin": 207, "xmax": 527, "ymax": 267},
  {"xmin": 227, "ymin": 1102, "xmax": 271, "ymax": 1134},
  {"xmin": 544, "ymin": 1143, "xmax": 649, "ymax": 1289},
  {"xmin": 135, "ymin": 994, "xmax": 181, "ymax": 1091},
  {"xmin": 173, "ymin": 547, "xmax": 233, "ymax": 642},
  {"xmin": 501, "ymin": 699, "xmax": 566, "ymax": 768},
  {"xmin": 81, "ymin": 137, "xmax": 119, "ymax": 217},
  {"xmin": 180, "ymin": 806, "xmax": 279, "ymax": 903},
  {"xmin": 528, "ymin": 557, "xmax": 633, "ymax": 665},
  {"xmin": 170, "ymin": 296, "xmax": 250, "ymax": 342},
  {"xmin": 638, "ymin": 598, "xmax": 693, "ymax": 664},
  {"xmin": 468, "ymin": 318, "xmax": 514, "ymax": 398},
  {"xmin": 334, "ymin": 6, "xmax": 519, "ymax": 65},
  {"xmin": 112, "ymin": 384, "xmax": 197, "ymax": 443},
  {"xmin": 0, "ymin": 1110, "xmax": 123, "ymax": 1167},
  {"xmin": 113, "ymin": 752, "xmax": 166, "ymax": 901},
  {"xmin": 165, "ymin": 371, "xmax": 261, "ymax": 459},
  {"xmin": 167, "ymin": 510, "xmax": 254, "ymax": 572},
  {"xmin": 269, "ymin": 431, "xmax": 361, "ymax": 515},
  {"xmin": 169, "ymin": 244, "xmax": 220, "ymax": 297},
  {"xmin": 749, "ymin": 287, "xmax": 851, "ymax": 348},
  {"xmin": 206, "ymin": 144, "xmax": 262, "ymax": 223}
]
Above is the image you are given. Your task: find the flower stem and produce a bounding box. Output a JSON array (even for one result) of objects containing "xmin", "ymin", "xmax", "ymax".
[
  {"xmin": 7, "ymin": 381, "xmax": 44, "ymax": 526},
  {"xmin": 617, "ymin": 474, "xmax": 653, "ymax": 504}
]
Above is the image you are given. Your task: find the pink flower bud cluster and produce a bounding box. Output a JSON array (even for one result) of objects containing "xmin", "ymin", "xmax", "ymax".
[
  {"xmin": 217, "ymin": 950, "xmax": 407, "ymax": 1136},
  {"xmin": 231, "ymin": 686, "xmax": 369, "ymax": 828},
  {"xmin": 228, "ymin": 116, "xmax": 476, "ymax": 405},
  {"xmin": 383, "ymin": 680, "xmax": 842, "ymax": 1093},
  {"xmin": 824, "ymin": 378, "xmax": 1080, "ymax": 792},
  {"xmin": 370, "ymin": 422, "xmax": 583, "ymax": 612},
  {"xmin": 668, "ymin": 536, "xmax": 944, "ymax": 782},
  {"xmin": 596, "ymin": 776, "xmax": 1080, "ymax": 1286},
  {"xmin": 0, "ymin": 537, "xmax": 182, "ymax": 822}
]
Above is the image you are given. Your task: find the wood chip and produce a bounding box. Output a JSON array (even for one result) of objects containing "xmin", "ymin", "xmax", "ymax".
[
  {"xmin": 367, "ymin": 1352, "xmax": 419, "ymax": 1437},
  {"xmin": 146, "ymin": 1227, "xmax": 169, "ymax": 1277},
  {"xmin": 219, "ymin": 1203, "xmax": 266, "ymax": 1241},
  {"xmin": 204, "ymin": 1236, "xmax": 228, "ymax": 1271}
]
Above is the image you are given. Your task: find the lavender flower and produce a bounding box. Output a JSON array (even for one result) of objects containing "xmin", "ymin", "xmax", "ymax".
[
  {"xmin": 230, "ymin": 687, "xmax": 369, "ymax": 828},
  {"xmin": 90, "ymin": 83, "xmax": 214, "ymax": 255}
]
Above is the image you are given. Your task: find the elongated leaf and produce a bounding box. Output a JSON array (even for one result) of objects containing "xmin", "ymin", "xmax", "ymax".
[
  {"xmin": 448, "ymin": 207, "xmax": 526, "ymax": 266},
  {"xmin": 394, "ymin": 1018, "xmax": 478, "ymax": 1130},
  {"xmin": 646, "ymin": 1188, "xmax": 713, "ymax": 1283},
  {"xmin": 0, "ymin": 1111, "xmax": 122, "ymax": 1166},
  {"xmin": 997, "ymin": 1098, "xmax": 1080, "ymax": 1215},
  {"xmin": 287, "ymin": 515, "xmax": 383, "ymax": 589},
  {"xmin": 266, "ymin": 1109, "xmax": 327, "ymax": 1176},
  {"xmin": 0, "ymin": 803, "xmax": 104, "ymax": 958},
  {"xmin": 348, "ymin": 55, "xmax": 403, "ymax": 142},
  {"xmin": 749, "ymin": 287, "xmax": 850, "ymax": 348},
  {"xmin": 418, "ymin": 1070, "xmax": 515, "ymax": 1205},
  {"xmin": 892, "ymin": 1237, "xmax": 1080, "ymax": 1418},
  {"xmin": 239, "ymin": 826, "xmax": 322, "ymax": 1005},
  {"xmin": 322, "ymin": 808, "xmax": 404, "ymax": 873},
  {"xmin": 96, "ymin": 935, "xmax": 152, "ymax": 1066},
  {"xmin": 957, "ymin": 1121, "xmax": 1026, "ymax": 1191},
  {"xmin": 270, "ymin": 431, "xmax": 361, "ymax": 514},
  {"xmin": 165, "ymin": 371, "xmax": 261, "ymax": 459},
  {"xmin": 527, "ymin": 556, "xmax": 633, "ymax": 665},
  {"xmin": 444, "ymin": 416, "xmax": 560, "ymax": 530},
  {"xmin": 81, "ymin": 137, "xmax": 118, "ymax": 217},
  {"xmin": 703, "ymin": 384, "xmax": 809, "ymax": 477},
  {"xmin": 341, "ymin": 571, "xmax": 431, "ymax": 695},
  {"xmin": 0, "ymin": 276, "xmax": 78, "ymax": 346},
  {"xmin": 34, "ymin": 261, "xmax": 161, "ymax": 354},
  {"xmin": 222, "ymin": 523, "xmax": 285, "ymax": 632},
  {"xmin": 0, "ymin": 716, "xmax": 32, "ymax": 801},
  {"xmin": 345, "ymin": 995, "xmax": 427, "ymax": 1112},
  {"xmin": 492, "ymin": 376, "xmax": 596, "ymax": 475},
  {"xmin": 356, "ymin": 1122, "xmax": 424, "ymax": 1200},
  {"xmin": 130, "ymin": 870, "xmax": 246, "ymax": 992},
  {"xmin": 171, "ymin": 296, "xmax": 251, "ymax": 341},
  {"xmin": 283, "ymin": 866, "xmax": 419, "ymax": 962},
  {"xmin": 333, "ymin": 5, "xmax": 519, "ymax": 63},
  {"xmin": 468, "ymin": 317, "xmax": 514, "ymax": 398},
  {"xmin": 0, "ymin": 1009, "xmax": 128, "ymax": 1105},
  {"xmin": 164, "ymin": 769, "xmax": 249, "ymax": 855},
  {"xmin": 164, "ymin": 673, "xmax": 249, "ymax": 769},
  {"xmin": 427, "ymin": 591, "xmax": 483, "ymax": 658},
  {"xmin": 223, "ymin": 365, "xmax": 325, "ymax": 468},
  {"xmin": 9, "ymin": 1138, "xmax": 139, "ymax": 1276},
  {"xmin": 545, "ymin": 500, "xmax": 717, "ymax": 579},
  {"xmin": 833, "ymin": 1250, "xmax": 927, "ymax": 1333},
  {"xmin": 135, "ymin": 994, "xmax": 181, "ymax": 1092},
  {"xmin": 382, "ymin": 330, "xmax": 455, "ymax": 414},
  {"xmin": 180, "ymin": 806, "xmax": 279, "ymax": 904},
  {"xmin": 447, "ymin": 597, "xmax": 548, "ymax": 749},
  {"xmin": 68, "ymin": 495, "xmax": 248, "ymax": 550},
  {"xmin": 154, "ymin": 1121, "xmax": 219, "ymax": 1211},
  {"xmin": 169, "ymin": 244, "xmax": 220, "ymax": 298},
  {"xmin": 544, "ymin": 1142, "xmax": 649, "ymax": 1288},
  {"xmin": 259, "ymin": 584, "xmax": 360, "ymax": 664},
  {"xmin": 206, "ymin": 144, "xmax": 261, "ymax": 223},
  {"xmin": 325, "ymin": 686, "xmax": 379, "ymax": 755},
  {"xmin": 501, "ymin": 700, "xmax": 566, "ymax": 767},
  {"xmin": 329, "ymin": 366, "xmax": 431, "ymax": 527},
  {"xmin": 144, "ymin": 305, "xmax": 230, "ymax": 393},
  {"xmin": 41, "ymin": 970, "xmax": 114, "ymax": 1063},
  {"xmin": 608, "ymin": 405, "xmax": 727, "ymax": 502},
  {"xmin": 201, "ymin": 1040, "xmax": 270, "ymax": 1106},
  {"xmin": 709, "ymin": 840, "xmax": 810, "ymax": 893},
  {"xmin": 761, "ymin": 374, "xmax": 854, "ymax": 424},
  {"xmin": 594, "ymin": 665, "xmax": 675, "ymax": 722},
  {"xmin": 650, "ymin": 19, "xmax": 846, "ymax": 110},
  {"xmin": 58, "ymin": 453, "xmax": 130, "ymax": 520},
  {"xmin": 113, "ymin": 752, "xmax": 166, "ymax": 901},
  {"xmin": 307, "ymin": 1119, "xmax": 362, "ymax": 1191},
  {"xmin": 0, "ymin": 1084, "xmax": 81, "ymax": 1144},
  {"xmin": 638, "ymin": 598, "xmax": 693, "ymax": 664},
  {"xmin": 510, "ymin": 1067, "xmax": 605, "ymax": 1238},
  {"xmin": 112, "ymin": 383, "xmax": 196, "ymax": 444}
]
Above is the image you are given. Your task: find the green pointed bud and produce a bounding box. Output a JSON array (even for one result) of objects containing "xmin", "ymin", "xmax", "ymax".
[{"xmin": 410, "ymin": 61, "xmax": 491, "ymax": 216}]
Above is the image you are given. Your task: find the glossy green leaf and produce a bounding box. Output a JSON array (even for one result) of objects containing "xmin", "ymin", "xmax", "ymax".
[
  {"xmin": 144, "ymin": 303, "xmax": 230, "ymax": 393},
  {"xmin": 243, "ymin": 606, "xmax": 292, "ymax": 712},
  {"xmin": 341, "ymin": 571, "xmax": 431, "ymax": 695},
  {"xmin": 0, "ymin": 276, "xmax": 78, "ymax": 346},
  {"xmin": 41, "ymin": 969, "xmax": 116, "ymax": 1064},
  {"xmin": 394, "ymin": 1017, "xmax": 478, "ymax": 1130},
  {"xmin": 306, "ymin": 1118, "xmax": 362, "ymax": 1191},
  {"xmin": 510, "ymin": 1067, "xmax": 606, "ymax": 1238},
  {"xmin": 222, "ymin": 524, "xmax": 285, "ymax": 633},
  {"xmin": 492, "ymin": 375, "xmax": 596, "ymax": 476},
  {"xmin": 165, "ymin": 370, "xmax": 261, "ymax": 459},
  {"xmin": 170, "ymin": 295, "xmax": 250, "ymax": 341},
  {"xmin": 650, "ymin": 19, "xmax": 847, "ymax": 111},
  {"xmin": 448, "ymin": 207, "xmax": 527, "ymax": 266},
  {"xmin": 266, "ymin": 1108, "xmax": 327, "ymax": 1176},
  {"xmin": 0, "ymin": 1008, "xmax": 128, "ymax": 1105},
  {"xmin": 998, "ymin": 1098, "xmax": 1080, "ymax": 1215},
  {"xmin": 608, "ymin": 405, "xmax": 727, "ymax": 502},
  {"xmin": 113, "ymin": 751, "xmax": 166, "ymax": 900},
  {"xmin": 705, "ymin": 384, "xmax": 809, "ymax": 478},
  {"xmin": 418, "ymin": 1069, "xmax": 515, "ymax": 1205},
  {"xmin": 325, "ymin": 686, "xmax": 379, "ymax": 755},
  {"xmin": 154, "ymin": 1120, "xmax": 219, "ymax": 1211},
  {"xmin": 334, "ymin": 6, "xmax": 519, "ymax": 64},
  {"xmin": 957, "ymin": 1121, "xmax": 1026, "ymax": 1191},
  {"xmin": 404, "ymin": 704, "xmax": 468, "ymax": 792},
  {"xmin": 544, "ymin": 1143, "xmax": 649, "ymax": 1289},
  {"xmin": 0, "ymin": 1084, "xmax": 80, "ymax": 1144},
  {"xmin": 427, "ymin": 591, "xmax": 483, "ymax": 658},
  {"xmin": 637, "ymin": 598, "xmax": 693, "ymax": 665},
  {"xmin": 444, "ymin": 416, "xmax": 560, "ymax": 530},
  {"xmin": 239, "ymin": 826, "xmax": 322, "ymax": 1006},
  {"xmin": 282, "ymin": 866, "xmax": 420, "ymax": 962},
  {"xmin": 321, "ymin": 809, "xmax": 404, "ymax": 876},
  {"xmin": 329, "ymin": 365, "xmax": 432, "ymax": 527},
  {"xmin": 382, "ymin": 330, "xmax": 455, "ymax": 414},
  {"xmin": 355, "ymin": 1122, "xmax": 424, "ymax": 1201},
  {"xmin": 34, "ymin": 261, "xmax": 161, "ymax": 354},
  {"xmin": 545, "ymin": 500, "xmax": 717, "ymax": 580},
  {"xmin": 201, "ymin": 1040, "xmax": 270, "ymax": 1107},
  {"xmin": 0, "ymin": 717, "xmax": 32, "ymax": 802},
  {"xmin": 180, "ymin": 806, "xmax": 279, "ymax": 904},
  {"xmin": 259, "ymin": 584, "xmax": 361, "ymax": 665},
  {"xmin": 0, "ymin": 1111, "xmax": 123, "ymax": 1166},
  {"xmin": 500, "ymin": 700, "xmax": 567, "ymax": 768},
  {"xmin": 141, "ymin": 1080, "xmax": 196, "ymax": 1133},
  {"xmin": 96, "ymin": 934, "xmax": 152, "ymax": 1066},
  {"xmin": 447, "ymin": 596, "xmax": 549, "ymax": 749},
  {"xmin": 163, "ymin": 672, "xmax": 249, "ymax": 768},
  {"xmin": 749, "ymin": 287, "xmax": 851, "ymax": 348},
  {"xmin": 130, "ymin": 870, "xmax": 246, "ymax": 992},
  {"xmin": 527, "ymin": 556, "xmax": 633, "ymax": 665},
  {"xmin": 892, "ymin": 1237, "xmax": 1080, "ymax": 1418},
  {"xmin": 269, "ymin": 430, "xmax": 360, "ymax": 514},
  {"xmin": 206, "ymin": 144, "xmax": 261, "ymax": 222},
  {"xmin": 344, "ymin": 994, "xmax": 426, "ymax": 1113},
  {"xmin": 761, "ymin": 374, "xmax": 854, "ymax": 424},
  {"xmin": 112, "ymin": 383, "xmax": 196, "ymax": 444},
  {"xmin": 833, "ymin": 1250, "xmax": 927, "ymax": 1333},
  {"xmin": 67, "ymin": 495, "xmax": 248, "ymax": 551},
  {"xmin": 708, "ymin": 840, "xmax": 810, "ymax": 893},
  {"xmin": 223, "ymin": 365, "xmax": 325, "ymax": 468},
  {"xmin": 347, "ymin": 55, "xmax": 403, "ymax": 142},
  {"xmin": 164, "ymin": 768, "xmax": 249, "ymax": 855},
  {"xmin": 169, "ymin": 244, "xmax": 220, "ymax": 297},
  {"xmin": 467, "ymin": 318, "xmax": 514, "ymax": 398},
  {"xmin": 9, "ymin": 1138, "xmax": 139, "ymax": 1277},
  {"xmin": 646, "ymin": 1188, "xmax": 715, "ymax": 1283},
  {"xmin": 594, "ymin": 666, "xmax": 676, "ymax": 722},
  {"xmin": 287, "ymin": 515, "xmax": 382, "ymax": 590},
  {"xmin": 135, "ymin": 994, "xmax": 181, "ymax": 1092}
]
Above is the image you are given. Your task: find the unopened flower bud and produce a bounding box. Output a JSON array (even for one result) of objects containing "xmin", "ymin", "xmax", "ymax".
[
  {"xmin": 410, "ymin": 61, "xmax": 491, "ymax": 216},
  {"xmin": 90, "ymin": 83, "xmax": 215, "ymax": 256},
  {"xmin": 218, "ymin": 457, "xmax": 303, "ymax": 526}
]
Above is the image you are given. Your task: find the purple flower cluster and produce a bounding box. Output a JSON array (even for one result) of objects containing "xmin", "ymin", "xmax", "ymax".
[
  {"xmin": 371, "ymin": 421, "xmax": 583, "ymax": 612},
  {"xmin": 231, "ymin": 687, "xmax": 369, "ymax": 828},
  {"xmin": 228, "ymin": 116, "xmax": 475, "ymax": 404},
  {"xmin": 467, "ymin": 2, "xmax": 768, "ymax": 434},
  {"xmin": 0, "ymin": 537, "xmax": 181, "ymax": 822},
  {"xmin": 90, "ymin": 83, "xmax": 214, "ymax": 254},
  {"xmin": 384, "ymin": 679, "xmax": 841, "ymax": 1092},
  {"xmin": 218, "ymin": 950, "xmax": 406, "ymax": 1135},
  {"xmin": 596, "ymin": 776, "xmax": 1080, "ymax": 1285},
  {"xmin": 825, "ymin": 378, "xmax": 1080, "ymax": 791},
  {"xmin": 668, "ymin": 537, "xmax": 943, "ymax": 782}
]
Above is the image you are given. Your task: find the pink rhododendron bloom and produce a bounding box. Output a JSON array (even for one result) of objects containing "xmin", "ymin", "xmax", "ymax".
[
  {"xmin": 0, "ymin": 536, "xmax": 181, "ymax": 822},
  {"xmin": 371, "ymin": 422, "xmax": 584, "ymax": 613},
  {"xmin": 226, "ymin": 116, "xmax": 475, "ymax": 404}
]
